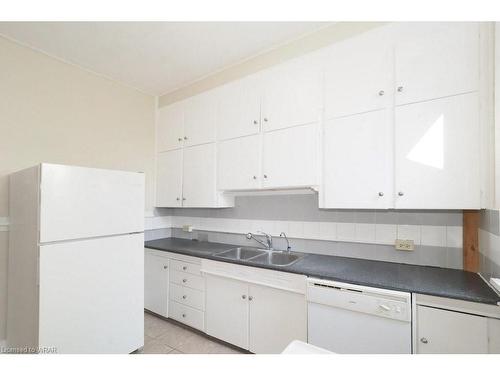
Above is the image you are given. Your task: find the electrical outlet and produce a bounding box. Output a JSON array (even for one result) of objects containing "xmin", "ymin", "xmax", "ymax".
[
  {"xmin": 395, "ymin": 239, "xmax": 414, "ymax": 251},
  {"xmin": 182, "ymin": 225, "xmax": 193, "ymax": 233}
]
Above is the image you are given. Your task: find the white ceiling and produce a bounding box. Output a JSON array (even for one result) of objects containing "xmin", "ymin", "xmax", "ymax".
[{"xmin": 0, "ymin": 22, "xmax": 329, "ymax": 95}]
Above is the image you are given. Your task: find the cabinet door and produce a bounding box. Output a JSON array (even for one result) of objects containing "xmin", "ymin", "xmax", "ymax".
[
  {"xmin": 144, "ymin": 251, "xmax": 169, "ymax": 317},
  {"xmin": 395, "ymin": 93, "xmax": 480, "ymax": 209},
  {"xmin": 157, "ymin": 101, "xmax": 184, "ymax": 152},
  {"xmin": 248, "ymin": 284, "xmax": 306, "ymax": 354},
  {"xmin": 183, "ymin": 90, "xmax": 216, "ymax": 147},
  {"xmin": 322, "ymin": 110, "xmax": 393, "ymax": 209},
  {"xmin": 216, "ymin": 74, "xmax": 261, "ymax": 141},
  {"xmin": 395, "ymin": 22, "xmax": 478, "ymax": 106},
  {"xmin": 261, "ymin": 53, "xmax": 322, "ymax": 132},
  {"xmin": 217, "ymin": 135, "xmax": 261, "ymax": 190},
  {"xmin": 182, "ymin": 143, "xmax": 216, "ymax": 207},
  {"xmin": 156, "ymin": 149, "xmax": 183, "ymax": 207},
  {"xmin": 205, "ymin": 275, "xmax": 249, "ymax": 349},
  {"xmin": 324, "ymin": 27, "xmax": 392, "ymax": 119},
  {"xmin": 262, "ymin": 123, "xmax": 318, "ymax": 189},
  {"xmin": 416, "ymin": 305, "xmax": 488, "ymax": 354}
]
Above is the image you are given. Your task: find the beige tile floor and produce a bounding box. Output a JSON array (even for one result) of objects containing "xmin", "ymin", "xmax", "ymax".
[{"xmin": 140, "ymin": 311, "xmax": 247, "ymax": 354}]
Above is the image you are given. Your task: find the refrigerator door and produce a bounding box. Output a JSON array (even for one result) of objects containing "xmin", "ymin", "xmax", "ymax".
[
  {"xmin": 39, "ymin": 163, "xmax": 144, "ymax": 243},
  {"xmin": 38, "ymin": 233, "xmax": 144, "ymax": 354}
]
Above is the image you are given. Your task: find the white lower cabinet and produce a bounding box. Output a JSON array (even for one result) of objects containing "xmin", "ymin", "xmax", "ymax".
[
  {"xmin": 144, "ymin": 250, "xmax": 206, "ymax": 331},
  {"xmin": 206, "ymin": 275, "xmax": 249, "ymax": 349},
  {"xmin": 204, "ymin": 260, "xmax": 307, "ymax": 354},
  {"xmin": 144, "ymin": 249, "xmax": 169, "ymax": 316},
  {"xmin": 247, "ymin": 283, "xmax": 307, "ymax": 354},
  {"xmin": 416, "ymin": 305, "xmax": 488, "ymax": 354},
  {"xmin": 414, "ymin": 294, "xmax": 500, "ymax": 354}
]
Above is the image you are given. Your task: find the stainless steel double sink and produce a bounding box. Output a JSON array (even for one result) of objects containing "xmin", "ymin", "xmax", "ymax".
[{"xmin": 212, "ymin": 247, "xmax": 303, "ymax": 267}]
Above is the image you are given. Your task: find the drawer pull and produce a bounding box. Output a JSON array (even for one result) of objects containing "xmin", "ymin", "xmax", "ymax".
[
  {"xmin": 248, "ymin": 296, "xmax": 253, "ymax": 301},
  {"xmin": 420, "ymin": 337, "xmax": 428, "ymax": 344},
  {"xmin": 182, "ymin": 295, "xmax": 187, "ymax": 300},
  {"xmin": 182, "ymin": 313, "xmax": 186, "ymax": 318},
  {"xmin": 163, "ymin": 265, "xmax": 168, "ymax": 269},
  {"xmin": 182, "ymin": 279, "xmax": 187, "ymax": 283},
  {"xmin": 182, "ymin": 266, "xmax": 187, "ymax": 271},
  {"xmin": 242, "ymin": 295, "xmax": 246, "ymax": 299}
]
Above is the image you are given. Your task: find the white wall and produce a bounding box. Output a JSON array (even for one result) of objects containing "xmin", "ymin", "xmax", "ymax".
[{"xmin": 0, "ymin": 36, "xmax": 156, "ymax": 343}]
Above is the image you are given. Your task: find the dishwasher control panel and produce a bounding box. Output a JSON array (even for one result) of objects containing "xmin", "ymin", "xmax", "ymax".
[{"xmin": 307, "ymin": 278, "xmax": 411, "ymax": 322}]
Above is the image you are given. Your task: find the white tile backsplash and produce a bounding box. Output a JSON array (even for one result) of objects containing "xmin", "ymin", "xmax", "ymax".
[
  {"xmin": 303, "ymin": 221, "xmax": 320, "ymax": 240},
  {"xmin": 446, "ymin": 226, "xmax": 463, "ymax": 248},
  {"xmin": 155, "ymin": 215, "xmax": 461, "ymax": 250},
  {"xmin": 288, "ymin": 221, "xmax": 304, "ymax": 238},
  {"xmin": 421, "ymin": 225, "xmax": 446, "ymax": 247},
  {"xmin": 355, "ymin": 223, "xmax": 376, "ymax": 242},
  {"xmin": 375, "ymin": 224, "xmax": 397, "ymax": 245},
  {"xmin": 397, "ymin": 225, "xmax": 421, "ymax": 245},
  {"xmin": 337, "ymin": 222, "xmax": 356, "ymax": 241},
  {"xmin": 319, "ymin": 222, "xmax": 337, "ymax": 241}
]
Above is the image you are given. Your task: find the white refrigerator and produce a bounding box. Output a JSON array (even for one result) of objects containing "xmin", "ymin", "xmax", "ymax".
[{"xmin": 7, "ymin": 163, "xmax": 144, "ymax": 354}]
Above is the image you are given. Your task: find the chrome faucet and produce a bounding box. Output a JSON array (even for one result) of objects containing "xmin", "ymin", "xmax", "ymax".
[
  {"xmin": 246, "ymin": 231, "xmax": 273, "ymax": 250},
  {"xmin": 280, "ymin": 232, "xmax": 291, "ymax": 253}
]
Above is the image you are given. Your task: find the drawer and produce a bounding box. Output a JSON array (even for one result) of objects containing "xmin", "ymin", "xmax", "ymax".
[
  {"xmin": 171, "ymin": 259, "xmax": 202, "ymax": 276},
  {"xmin": 170, "ymin": 270, "xmax": 205, "ymax": 291},
  {"xmin": 169, "ymin": 300, "xmax": 204, "ymax": 332},
  {"xmin": 170, "ymin": 283, "xmax": 205, "ymax": 311}
]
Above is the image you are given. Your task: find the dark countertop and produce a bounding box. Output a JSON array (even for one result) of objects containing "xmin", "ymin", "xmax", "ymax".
[{"xmin": 145, "ymin": 237, "xmax": 500, "ymax": 306}]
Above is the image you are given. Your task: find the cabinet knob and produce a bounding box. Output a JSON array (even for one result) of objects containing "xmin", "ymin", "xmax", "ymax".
[
  {"xmin": 263, "ymin": 174, "xmax": 268, "ymax": 179},
  {"xmin": 182, "ymin": 266, "xmax": 187, "ymax": 271},
  {"xmin": 252, "ymin": 175, "xmax": 257, "ymax": 180},
  {"xmin": 184, "ymin": 136, "xmax": 188, "ymax": 140},
  {"xmin": 242, "ymin": 295, "xmax": 247, "ymax": 299},
  {"xmin": 248, "ymin": 296, "xmax": 253, "ymax": 301},
  {"xmin": 163, "ymin": 265, "xmax": 168, "ymax": 269},
  {"xmin": 182, "ymin": 197, "xmax": 186, "ymax": 201},
  {"xmin": 398, "ymin": 191, "xmax": 404, "ymax": 196},
  {"xmin": 253, "ymin": 120, "xmax": 258, "ymax": 125},
  {"xmin": 263, "ymin": 118, "xmax": 268, "ymax": 122},
  {"xmin": 182, "ymin": 295, "xmax": 187, "ymax": 300},
  {"xmin": 178, "ymin": 137, "xmax": 182, "ymax": 141},
  {"xmin": 420, "ymin": 337, "xmax": 428, "ymax": 344},
  {"xmin": 176, "ymin": 197, "xmax": 180, "ymax": 201},
  {"xmin": 378, "ymin": 192, "xmax": 384, "ymax": 197},
  {"xmin": 182, "ymin": 313, "xmax": 186, "ymax": 318},
  {"xmin": 397, "ymin": 86, "xmax": 404, "ymax": 92},
  {"xmin": 182, "ymin": 278, "xmax": 187, "ymax": 283},
  {"xmin": 378, "ymin": 90, "xmax": 385, "ymax": 96}
]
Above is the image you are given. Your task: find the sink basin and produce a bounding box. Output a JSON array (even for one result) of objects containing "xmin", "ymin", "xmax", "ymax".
[
  {"xmin": 248, "ymin": 251, "xmax": 303, "ymax": 267},
  {"xmin": 213, "ymin": 247, "xmax": 268, "ymax": 261}
]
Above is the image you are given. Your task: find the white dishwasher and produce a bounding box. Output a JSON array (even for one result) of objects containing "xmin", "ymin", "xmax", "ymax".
[{"xmin": 307, "ymin": 278, "xmax": 412, "ymax": 354}]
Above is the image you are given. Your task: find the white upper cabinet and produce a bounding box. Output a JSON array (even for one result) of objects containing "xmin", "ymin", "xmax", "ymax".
[
  {"xmin": 262, "ymin": 123, "xmax": 318, "ymax": 189},
  {"xmin": 183, "ymin": 90, "xmax": 217, "ymax": 147},
  {"xmin": 182, "ymin": 143, "xmax": 217, "ymax": 207},
  {"xmin": 322, "ymin": 110, "xmax": 393, "ymax": 209},
  {"xmin": 217, "ymin": 135, "xmax": 261, "ymax": 191},
  {"xmin": 216, "ymin": 74, "xmax": 262, "ymax": 141},
  {"xmin": 324, "ymin": 27, "xmax": 393, "ymax": 119},
  {"xmin": 156, "ymin": 149, "xmax": 183, "ymax": 207},
  {"xmin": 157, "ymin": 101, "xmax": 184, "ymax": 152},
  {"xmin": 261, "ymin": 53, "xmax": 322, "ymax": 132},
  {"xmin": 395, "ymin": 92, "xmax": 480, "ymax": 209},
  {"xmin": 394, "ymin": 22, "xmax": 479, "ymax": 106}
]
